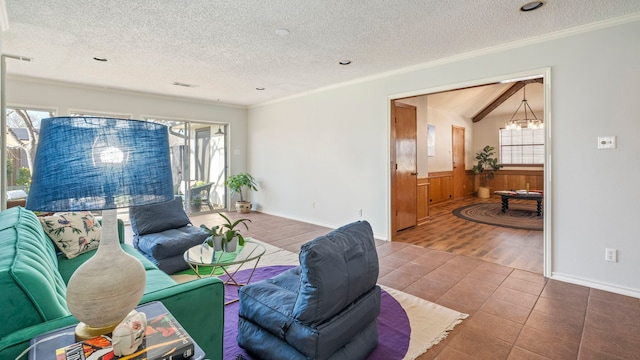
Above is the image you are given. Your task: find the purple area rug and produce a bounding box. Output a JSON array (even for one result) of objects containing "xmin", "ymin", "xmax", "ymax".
[{"xmin": 221, "ymin": 265, "xmax": 410, "ymax": 360}]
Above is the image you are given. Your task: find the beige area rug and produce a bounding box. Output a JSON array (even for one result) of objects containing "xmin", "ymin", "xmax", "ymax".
[
  {"xmin": 171, "ymin": 239, "xmax": 468, "ymax": 360},
  {"xmin": 453, "ymin": 202, "xmax": 543, "ymax": 231}
]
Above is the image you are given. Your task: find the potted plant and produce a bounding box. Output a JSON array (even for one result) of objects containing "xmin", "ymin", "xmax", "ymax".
[
  {"xmin": 191, "ymin": 197, "xmax": 203, "ymax": 212},
  {"xmin": 199, "ymin": 224, "xmax": 223, "ymax": 251},
  {"xmin": 472, "ymin": 145, "xmax": 503, "ymax": 198},
  {"xmin": 225, "ymin": 173, "xmax": 258, "ymax": 213},
  {"xmin": 218, "ymin": 213, "xmax": 251, "ymax": 252}
]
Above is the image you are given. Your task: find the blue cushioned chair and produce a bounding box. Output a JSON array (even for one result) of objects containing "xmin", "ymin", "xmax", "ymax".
[
  {"xmin": 238, "ymin": 221, "xmax": 381, "ymax": 360},
  {"xmin": 130, "ymin": 196, "xmax": 208, "ymax": 274}
]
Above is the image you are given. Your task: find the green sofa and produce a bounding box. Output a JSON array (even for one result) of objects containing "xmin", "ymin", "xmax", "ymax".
[{"xmin": 0, "ymin": 207, "xmax": 224, "ymax": 360}]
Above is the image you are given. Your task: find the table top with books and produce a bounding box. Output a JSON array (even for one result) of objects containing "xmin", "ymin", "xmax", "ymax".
[
  {"xmin": 494, "ymin": 189, "xmax": 543, "ymax": 198},
  {"xmin": 27, "ymin": 301, "xmax": 205, "ymax": 360}
]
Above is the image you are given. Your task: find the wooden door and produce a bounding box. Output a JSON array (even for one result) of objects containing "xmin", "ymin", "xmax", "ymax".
[
  {"xmin": 394, "ymin": 102, "xmax": 417, "ymax": 231},
  {"xmin": 452, "ymin": 126, "xmax": 466, "ymax": 199}
]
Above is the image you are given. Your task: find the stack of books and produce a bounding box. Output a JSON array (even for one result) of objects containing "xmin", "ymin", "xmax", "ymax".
[{"xmin": 55, "ymin": 312, "xmax": 195, "ymax": 360}]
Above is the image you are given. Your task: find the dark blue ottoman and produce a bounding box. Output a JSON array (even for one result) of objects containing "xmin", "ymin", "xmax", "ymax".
[{"xmin": 130, "ymin": 197, "xmax": 208, "ymax": 274}]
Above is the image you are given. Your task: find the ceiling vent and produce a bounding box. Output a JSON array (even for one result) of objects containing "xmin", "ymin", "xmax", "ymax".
[{"xmin": 172, "ymin": 82, "xmax": 197, "ymax": 88}]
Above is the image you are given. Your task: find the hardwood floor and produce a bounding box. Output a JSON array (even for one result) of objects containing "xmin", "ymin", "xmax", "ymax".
[
  {"xmin": 149, "ymin": 203, "xmax": 639, "ymax": 359},
  {"xmin": 394, "ymin": 196, "xmax": 544, "ymax": 274}
]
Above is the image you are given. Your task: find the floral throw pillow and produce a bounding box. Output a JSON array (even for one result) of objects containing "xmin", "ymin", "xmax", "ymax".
[{"xmin": 39, "ymin": 211, "xmax": 102, "ymax": 259}]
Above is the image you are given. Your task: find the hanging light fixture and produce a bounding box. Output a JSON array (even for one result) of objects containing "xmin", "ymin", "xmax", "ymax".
[
  {"xmin": 505, "ymin": 84, "xmax": 543, "ymax": 130},
  {"xmin": 215, "ymin": 125, "xmax": 224, "ymax": 135}
]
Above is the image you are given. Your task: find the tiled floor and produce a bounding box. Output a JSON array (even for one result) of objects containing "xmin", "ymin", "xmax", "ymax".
[
  {"xmin": 374, "ymin": 240, "xmax": 640, "ymax": 359},
  {"xmin": 160, "ymin": 208, "xmax": 640, "ymax": 359}
]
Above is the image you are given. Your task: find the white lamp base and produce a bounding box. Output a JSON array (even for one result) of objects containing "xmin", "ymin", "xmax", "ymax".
[
  {"xmin": 66, "ymin": 209, "xmax": 146, "ymax": 338},
  {"xmin": 74, "ymin": 322, "xmax": 120, "ymax": 341}
]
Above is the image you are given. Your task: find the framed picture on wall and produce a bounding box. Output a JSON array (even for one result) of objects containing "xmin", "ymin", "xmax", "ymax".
[{"xmin": 427, "ymin": 124, "xmax": 435, "ymax": 157}]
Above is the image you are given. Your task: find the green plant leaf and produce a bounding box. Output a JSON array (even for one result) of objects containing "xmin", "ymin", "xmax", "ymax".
[
  {"xmin": 474, "ymin": 145, "xmax": 503, "ymax": 184},
  {"xmin": 225, "ymin": 173, "xmax": 258, "ymax": 202},
  {"xmin": 237, "ymin": 234, "xmax": 245, "ymax": 246}
]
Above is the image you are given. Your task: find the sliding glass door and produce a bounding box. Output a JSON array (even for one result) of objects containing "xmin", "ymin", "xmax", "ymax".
[
  {"xmin": 147, "ymin": 119, "xmax": 227, "ymax": 215},
  {"xmin": 2, "ymin": 111, "xmax": 227, "ymax": 215},
  {"xmin": 189, "ymin": 123, "xmax": 227, "ymax": 214}
]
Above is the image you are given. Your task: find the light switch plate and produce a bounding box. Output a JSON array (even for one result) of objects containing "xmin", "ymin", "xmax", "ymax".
[{"xmin": 597, "ymin": 136, "xmax": 616, "ymax": 149}]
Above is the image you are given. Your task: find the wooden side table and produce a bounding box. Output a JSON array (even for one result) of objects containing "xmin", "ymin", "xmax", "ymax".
[{"xmin": 27, "ymin": 301, "xmax": 205, "ymax": 360}]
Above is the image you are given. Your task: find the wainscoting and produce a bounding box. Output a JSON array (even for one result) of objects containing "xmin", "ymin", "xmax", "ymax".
[
  {"xmin": 428, "ymin": 171, "xmax": 453, "ymax": 204},
  {"xmin": 487, "ymin": 169, "xmax": 544, "ymax": 191},
  {"xmin": 419, "ymin": 169, "xmax": 544, "ymax": 223},
  {"xmin": 417, "ymin": 178, "xmax": 429, "ymax": 225}
]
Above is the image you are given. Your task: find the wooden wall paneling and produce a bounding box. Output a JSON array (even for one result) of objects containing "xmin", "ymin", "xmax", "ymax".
[
  {"xmin": 417, "ymin": 177, "xmax": 429, "ymax": 225},
  {"xmin": 465, "ymin": 170, "xmax": 476, "ymax": 197},
  {"xmin": 428, "ymin": 171, "xmax": 453, "ymax": 204},
  {"xmin": 426, "ymin": 170, "xmax": 542, "ymax": 202},
  {"xmin": 486, "ymin": 170, "xmax": 544, "ymax": 194}
]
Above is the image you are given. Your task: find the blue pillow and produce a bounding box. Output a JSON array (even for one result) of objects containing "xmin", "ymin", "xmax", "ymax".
[{"xmin": 129, "ymin": 197, "xmax": 191, "ymax": 236}]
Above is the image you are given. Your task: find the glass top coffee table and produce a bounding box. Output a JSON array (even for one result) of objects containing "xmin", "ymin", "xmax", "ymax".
[{"xmin": 183, "ymin": 239, "xmax": 266, "ymax": 287}]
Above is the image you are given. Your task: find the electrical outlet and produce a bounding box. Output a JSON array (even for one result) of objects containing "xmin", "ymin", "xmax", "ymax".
[{"xmin": 605, "ymin": 248, "xmax": 617, "ymax": 262}]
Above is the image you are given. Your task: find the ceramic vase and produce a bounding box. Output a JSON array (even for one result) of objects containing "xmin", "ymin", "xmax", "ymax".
[
  {"xmin": 211, "ymin": 235, "xmax": 223, "ymax": 251},
  {"xmin": 66, "ymin": 210, "xmax": 146, "ymax": 339},
  {"xmin": 235, "ymin": 201, "xmax": 251, "ymax": 213},
  {"xmin": 224, "ymin": 236, "xmax": 238, "ymax": 252}
]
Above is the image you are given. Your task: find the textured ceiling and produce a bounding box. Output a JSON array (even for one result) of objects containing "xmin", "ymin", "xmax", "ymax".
[{"xmin": 2, "ymin": 1, "xmax": 640, "ymax": 107}]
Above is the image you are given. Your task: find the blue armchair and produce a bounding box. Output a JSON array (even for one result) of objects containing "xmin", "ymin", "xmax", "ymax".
[
  {"xmin": 237, "ymin": 221, "xmax": 380, "ymax": 360},
  {"xmin": 130, "ymin": 196, "xmax": 208, "ymax": 274}
]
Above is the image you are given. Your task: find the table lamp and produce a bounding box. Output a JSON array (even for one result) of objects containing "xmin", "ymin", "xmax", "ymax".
[{"xmin": 26, "ymin": 117, "xmax": 174, "ymax": 339}]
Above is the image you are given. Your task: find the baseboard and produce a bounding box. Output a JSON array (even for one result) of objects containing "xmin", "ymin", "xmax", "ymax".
[
  {"xmin": 257, "ymin": 209, "xmax": 389, "ymax": 241},
  {"xmin": 551, "ymin": 272, "xmax": 640, "ymax": 299}
]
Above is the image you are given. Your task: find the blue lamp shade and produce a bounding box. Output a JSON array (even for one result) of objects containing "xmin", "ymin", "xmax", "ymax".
[{"xmin": 27, "ymin": 117, "xmax": 174, "ymax": 212}]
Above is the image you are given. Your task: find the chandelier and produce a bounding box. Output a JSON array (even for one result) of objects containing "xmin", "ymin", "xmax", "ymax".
[{"xmin": 505, "ymin": 84, "xmax": 543, "ymax": 130}]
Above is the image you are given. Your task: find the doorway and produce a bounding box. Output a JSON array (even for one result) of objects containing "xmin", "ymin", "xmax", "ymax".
[{"xmin": 389, "ymin": 69, "xmax": 550, "ymax": 276}]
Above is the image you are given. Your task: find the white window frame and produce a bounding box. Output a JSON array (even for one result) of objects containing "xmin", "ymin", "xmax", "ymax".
[{"xmin": 499, "ymin": 128, "xmax": 544, "ymax": 165}]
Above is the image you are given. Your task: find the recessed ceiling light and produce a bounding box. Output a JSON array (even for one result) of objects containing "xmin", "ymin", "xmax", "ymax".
[
  {"xmin": 339, "ymin": 60, "xmax": 351, "ymax": 65},
  {"xmin": 256, "ymin": 87, "xmax": 265, "ymax": 91},
  {"xmin": 520, "ymin": 1, "xmax": 544, "ymax": 12},
  {"xmin": 275, "ymin": 28, "xmax": 290, "ymax": 36},
  {"xmin": 93, "ymin": 57, "xmax": 108, "ymax": 62}
]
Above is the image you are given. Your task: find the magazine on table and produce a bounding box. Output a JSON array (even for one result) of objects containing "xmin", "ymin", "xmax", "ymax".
[{"xmin": 55, "ymin": 312, "xmax": 195, "ymax": 360}]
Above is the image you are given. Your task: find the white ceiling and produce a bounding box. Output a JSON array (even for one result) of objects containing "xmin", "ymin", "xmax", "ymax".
[{"xmin": 2, "ymin": 1, "xmax": 640, "ymax": 107}]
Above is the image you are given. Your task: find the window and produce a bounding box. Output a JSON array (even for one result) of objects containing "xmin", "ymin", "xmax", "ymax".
[
  {"xmin": 499, "ymin": 128, "xmax": 544, "ymax": 165},
  {"xmin": 5, "ymin": 108, "xmax": 55, "ymax": 191}
]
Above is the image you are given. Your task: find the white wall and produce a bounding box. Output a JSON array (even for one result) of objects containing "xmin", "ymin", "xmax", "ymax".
[
  {"xmin": 425, "ymin": 106, "xmax": 474, "ymax": 172},
  {"xmin": 249, "ymin": 18, "xmax": 640, "ymax": 297},
  {"xmin": 398, "ymin": 96, "xmax": 475, "ymax": 175},
  {"xmin": 4, "ymin": 76, "xmax": 249, "ymax": 206}
]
